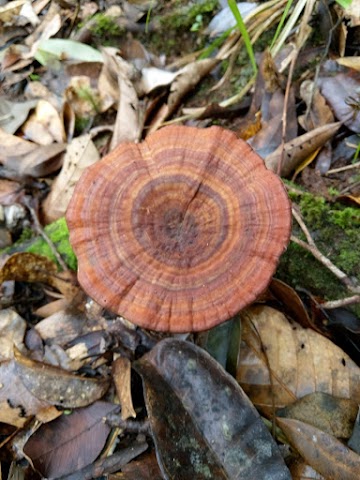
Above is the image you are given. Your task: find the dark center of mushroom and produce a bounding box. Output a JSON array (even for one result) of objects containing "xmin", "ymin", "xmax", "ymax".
[
  {"xmin": 131, "ymin": 175, "xmax": 229, "ymax": 270},
  {"xmin": 163, "ymin": 208, "xmax": 198, "ymax": 243}
]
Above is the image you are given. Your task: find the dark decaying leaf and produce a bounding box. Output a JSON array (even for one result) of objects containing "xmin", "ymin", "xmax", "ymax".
[
  {"xmin": 24, "ymin": 401, "xmax": 118, "ymax": 478},
  {"xmin": 134, "ymin": 338, "xmax": 291, "ymax": 480},
  {"xmin": 14, "ymin": 347, "xmax": 109, "ymax": 408},
  {"xmin": 277, "ymin": 417, "xmax": 360, "ymax": 480},
  {"xmin": 114, "ymin": 451, "xmax": 163, "ymax": 480},
  {"xmin": 0, "ymin": 359, "xmax": 59, "ymax": 427}
]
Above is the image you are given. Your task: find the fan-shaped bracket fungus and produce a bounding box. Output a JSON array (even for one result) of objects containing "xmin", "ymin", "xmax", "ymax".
[{"xmin": 66, "ymin": 126, "xmax": 291, "ymax": 332}]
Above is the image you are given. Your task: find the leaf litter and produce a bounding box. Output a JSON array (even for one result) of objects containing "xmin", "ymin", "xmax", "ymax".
[{"xmin": 0, "ymin": 0, "xmax": 360, "ymax": 478}]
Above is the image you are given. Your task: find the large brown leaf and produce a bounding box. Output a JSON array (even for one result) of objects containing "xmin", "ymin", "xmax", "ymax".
[
  {"xmin": 134, "ymin": 338, "xmax": 291, "ymax": 480},
  {"xmin": 236, "ymin": 306, "xmax": 360, "ymax": 416}
]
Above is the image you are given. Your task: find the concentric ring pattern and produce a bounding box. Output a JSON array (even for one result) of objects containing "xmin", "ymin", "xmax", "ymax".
[{"xmin": 66, "ymin": 126, "xmax": 291, "ymax": 332}]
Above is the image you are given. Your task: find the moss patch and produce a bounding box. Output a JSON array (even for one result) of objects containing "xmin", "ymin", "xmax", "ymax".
[
  {"xmin": 278, "ymin": 188, "xmax": 360, "ymax": 312},
  {"xmin": 2, "ymin": 217, "xmax": 77, "ymax": 271}
]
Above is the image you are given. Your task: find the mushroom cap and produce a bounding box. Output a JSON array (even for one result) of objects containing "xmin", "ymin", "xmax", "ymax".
[{"xmin": 66, "ymin": 126, "xmax": 291, "ymax": 332}]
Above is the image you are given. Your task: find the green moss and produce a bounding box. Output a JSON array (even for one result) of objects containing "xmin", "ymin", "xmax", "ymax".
[
  {"xmin": 298, "ymin": 193, "xmax": 328, "ymax": 227},
  {"xmin": 147, "ymin": 0, "xmax": 218, "ymax": 56},
  {"xmin": 278, "ymin": 189, "xmax": 360, "ymax": 314},
  {"xmin": 88, "ymin": 13, "xmax": 123, "ymax": 37},
  {"xmin": 160, "ymin": 0, "xmax": 218, "ymax": 31},
  {"xmin": 332, "ymin": 207, "xmax": 360, "ymax": 229},
  {"xmin": 17, "ymin": 227, "xmax": 33, "ymax": 243},
  {"xmin": 1, "ymin": 218, "xmax": 77, "ymax": 271}
]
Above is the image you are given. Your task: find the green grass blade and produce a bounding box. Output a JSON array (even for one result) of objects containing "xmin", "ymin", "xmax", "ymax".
[
  {"xmin": 227, "ymin": 0, "xmax": 257, "ymax": 74},
  {"xmin": 270, "ymin": 0, "xmax": 293, "ymax": 49},
  {"xmin": 198, "ymin": 26, "xmax": 234, "ymax": 59},
  {"xmin": 334, "ymin": 0, "xmax": 352, "ymax": 8}
]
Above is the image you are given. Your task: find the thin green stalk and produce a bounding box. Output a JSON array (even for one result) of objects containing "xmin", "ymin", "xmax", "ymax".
[
  {"xmin": 227, "ymin": 0, "xmax": 257, "ymax": 74},
  {"xmin": 270, "ymin": 0, "xmax": 293, "ymax": 49},
  {"xmin": 334, "ymin": 0, "xmax": 352, "ymax": 8},
  {"xmin": 198, "ymin": 27, "xmax": 234, "ymax": 59}
]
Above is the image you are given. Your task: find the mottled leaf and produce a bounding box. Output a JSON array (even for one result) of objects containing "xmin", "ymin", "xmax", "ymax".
[
  {"xmin": 14, "ymin": 348, "xmax": 109, "ymax": 408},
  {"xmin": 135, "ymin": 338, "xmax": 291, "ymax": 480}
]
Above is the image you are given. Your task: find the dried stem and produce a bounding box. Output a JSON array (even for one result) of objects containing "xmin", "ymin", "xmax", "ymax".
[
  {"xmin": 25, "ymin": 200, "xmax": 68, "ymax": 272},
  {"xmin": 291, "ymin": 207, "xmax": 360, "ymax": 294},
  {"xmin": 321, "ymin": 296, "xmax": 360, "ymax": 309}
]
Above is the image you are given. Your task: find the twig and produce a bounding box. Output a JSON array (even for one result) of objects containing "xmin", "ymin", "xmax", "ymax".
[
  {"xmin": 321, "ymin": 296, "xmax": 360, "ymax": 309},
  {"xmin": 105, "ymin": 414, "xmax": 151, "ymax": 435},
  {"xmin": 325, "ymin": 161, "xmax": 360, "ymax": 175},
  {"xmin": 340, "ymin": 179, "xmax": 360, "ymax": 195},
  {"xmin": 291, "ymin": 206, "xmax": 314, "ymax": 246},
  {"xmin": 278, "ymin": 53, "xmax": 296, "ymax": 176},
  {"xmin": 56, "ymin": 442, "xmax": 148, "ymax": 480},
  {"xmin": 291, "ymin": 206, "xmax": 360, "ymax": 293},
  {"xmin": 290, "ymin": 235, "xmax": 359, "ymax": 291},
  {"xmin": 24, "ymin": 199, "xmax": 68, "ymax": 272}
]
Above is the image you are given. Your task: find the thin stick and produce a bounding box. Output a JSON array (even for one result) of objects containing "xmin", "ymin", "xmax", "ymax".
[
  {"xmin": 321, "ymin": 296, "xmax": 360, "ymax": 309},
  {"xmin": 326, "ymin": 162, "xmax": 360, "ymax": 175},
  {"xmin": 26, "ymin": 201, "xmax": 68, "ymax": 272},
  {"xmin": 290, "ymin": 235, "xmax": 360, "ymax": 293}
]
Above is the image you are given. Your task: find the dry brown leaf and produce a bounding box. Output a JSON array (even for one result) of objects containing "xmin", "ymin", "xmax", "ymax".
[
  {"xmin": 23, "ymin": 401, "xmax": 118, "ymax": 478},
  {"xmin": 277, "ymin": 392, "xmax": 358, "ymax": 439},
  {"xmin": 269, "ymin": 278, "xmax": 311, "ymax": 328},
  {"xmin": 64, "ymin": 76, "xmax": 101, "ymax": 120},
  {"xmin": 0, "ymin": 97, "xmax": 38, "ymax": 134},
  {"xmin": 0, "ymin": 0, "xmax": 26, "ymax": 24},
  {"xmin": 147, "ymin": 58, "xmax": 219, "ymax": 133},
  {"xmin": 236, "ymin": 305, "xmax": 360, "ymax": 416},
  {"xmin": 34, "ymin": 308, "xmax": 89, "ymax": 346},
  {"xmin": 116, "ymin": 451, "xmax": 163, "ymax": 480},
  {"xmin": 318, "ymin": 74, "xmax": 360, "ymax": 133},
  {"xmin": 101, "ymin": 48, "xmax": 142, "ymax": 149},
  {"xmin": 336, "ymin": 57, "xmax": 360, "ymax": 71},
  {"xmin": 42, "ymin": 134, "xmax": 99, "ymax": 223},
  {"xmin": 277, "ymin": 417, "xmax": 360, "ymax": 480},
  {"xmin": 0, "ymin": 308, "xmax": 26, "ymax": 361},
  {"xmin": 24, "ymin": 1, "xmax": 61, "ymax": 56},
  {"xmin": 0, "ymin": 359, "xmax": 60, "ymax": 427},
  {"xmin": 168, "ymin": 58, "xmax": 219, "ymax": 116},
  {"xmin": 298, "ymin": 80, "xmax": 334, "ymax": 131},
  {"xmin": 112, "ymin": 356, "xmax": 136, "ymax": 420},
  {"xmin": 1, "ymin": 141, "xmax": 65, "ymax": 177},
  {"xmin": 344, "ymin": 0, "xmax": 360, "ymax": 27},
  {"xmin": 0, "ymin": 252, "xmax": 57, "ymax": 285},
  {"xmin": 22, "ymin": 99, "xmax": 65, "ymax": 145},
  {"xmin": 288, "ymin": 457, "xmax": 326, "ymax": 479},
  {"xmin": 34, "ymin": 298, "xmax": 70, "ymax": 318},
  {"xmin": 14, "ymin": 347, "xmax": 109, "ymax": 408},
  {"xmin": 0, "ymin": 179, "xmax": 22, "ymax": 205},
  {"xmin": 265, "ymin": 122, "xmax": 341, "ymax": 176}
]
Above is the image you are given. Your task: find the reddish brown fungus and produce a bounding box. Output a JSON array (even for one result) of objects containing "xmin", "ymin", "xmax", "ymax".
[{"xmin": 66, "ymin": 126, "xmax": 291, "ymax": 332}]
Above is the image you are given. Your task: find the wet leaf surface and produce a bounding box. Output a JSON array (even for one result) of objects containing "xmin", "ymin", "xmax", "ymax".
[{"xmin": 135, "ymin": 338, "xmax": 291, "ymax": 480}]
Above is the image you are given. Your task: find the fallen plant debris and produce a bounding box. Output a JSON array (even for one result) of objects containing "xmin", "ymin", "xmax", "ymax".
[{"xmin": 0, "ymin": 0, "xmax": 360, "ymax": 479}]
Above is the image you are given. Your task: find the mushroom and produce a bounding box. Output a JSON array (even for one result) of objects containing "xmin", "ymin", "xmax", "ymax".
[{"xmin": 66, "ymin": 126, "xmax": 291, "ymax": 332}]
